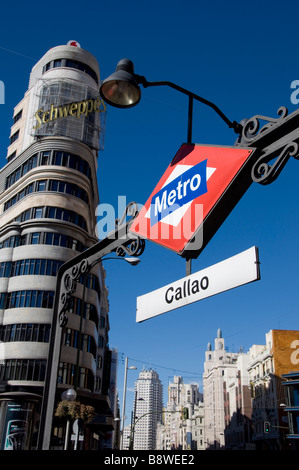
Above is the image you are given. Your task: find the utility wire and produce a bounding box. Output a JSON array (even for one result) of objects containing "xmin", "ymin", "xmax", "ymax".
[{"xmin": 120, "ymin": 353, "xmax": 202, "ymax": 377}]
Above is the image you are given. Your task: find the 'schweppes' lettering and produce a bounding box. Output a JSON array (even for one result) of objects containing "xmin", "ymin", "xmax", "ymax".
[{"xmin": 33, "ymin": 97, "xmax": 106, "ymax": 130}]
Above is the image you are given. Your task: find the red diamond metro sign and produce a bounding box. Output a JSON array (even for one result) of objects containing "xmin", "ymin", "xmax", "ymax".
[{"xmin": 130, "ymin": 143, "xmax": 257, "ymax": 259}]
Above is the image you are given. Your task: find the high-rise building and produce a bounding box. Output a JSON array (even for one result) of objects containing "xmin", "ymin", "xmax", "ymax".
[
  {"xmin": 0, "ymin": 41, "xmax": 112, "ymax": 450},
  {"xmin": 132, "ymin": 369, "xmax": 163, "ymax": 450}
]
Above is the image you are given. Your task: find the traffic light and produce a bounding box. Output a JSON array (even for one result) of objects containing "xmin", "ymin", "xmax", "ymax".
[
  {"xmin": 264, "ymin": 421, "xmax": 270, "ymax": 433},
  {"xmin": 183, "ymin": 407, "xmax": 189, "ymax": 420}
]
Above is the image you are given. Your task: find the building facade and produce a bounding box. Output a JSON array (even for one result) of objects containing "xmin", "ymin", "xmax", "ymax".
[
  {"xmin": 0, "ymin": 41, "xmax": 112, "ymax": 450},
  {"xmin": 248, "ymin": 329, "xmax": 299, "ymax": 450},
  {"xmin": 203, "ymin": 329, "xmax": 252, "ymax": 449},
  {"xmin": 156, "ymin": 376, "xmax": 204, "ymax": 450},
  {"xmin": 202, "ymin": 328, "xmax": 299, "ymax": 450},
  {"xmin": 282, "ymin": 371, "xmax": 299, "ymax": 449},
  {"xmin": 132, "ymin": 369, "xmax": 163, "ymax": 450}
]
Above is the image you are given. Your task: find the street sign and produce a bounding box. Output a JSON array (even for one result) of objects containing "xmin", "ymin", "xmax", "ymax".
[
  {"xmin": 130, "ymin": 144, "xmax": 257, "ymax": 259},
  {"xmin": 136, "ymin": 246, "xmax": 260, "ymax": 322}
]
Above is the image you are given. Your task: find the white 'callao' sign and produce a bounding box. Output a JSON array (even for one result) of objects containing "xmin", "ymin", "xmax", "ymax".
[{"xmin": 136, "ymin": 246, "xmax": 260, "ymax": 322}]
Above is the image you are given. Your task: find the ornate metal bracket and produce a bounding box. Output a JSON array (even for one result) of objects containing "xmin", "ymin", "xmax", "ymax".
[
  {"xmin": 58, "ymin": 201, "xmax": 145, "ymax": 327},
  {"xmin": 236, "ymin": 106, "xmax": 299, "ymax": 185},
  {"xmin": 239, "ymin": 106, "xmax": 289, "ymax": 144},
  {"xmin": 251, "ymin": 141, "xmax": 299, "ymax": 185}
]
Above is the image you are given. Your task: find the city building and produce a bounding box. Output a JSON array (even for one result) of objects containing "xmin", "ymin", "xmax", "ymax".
[
  {"xmin": 202, "ymin": 328, "xmax": 299, "ymax": 450},
  {"xmin": 282, "ymin": 371, "xmax": 299, "ymax": 449},
  {"xmin": 248, "ymin": 329, "xmax": 299, "ymax": 450},
  {"xmin": 122, "ymin": 424, "xmax": 131, "ymax": 450},
  {"xmin": 191, "ymin": 401, "xmax": 205, "ymax": 450},
  {"xmin": 0, "ymin": 41, "xmax": 113, "ymax": 450},
  {"xmin": 203, "ymin": 328, "xmax": 252, "ymax": 449},
  {"xmin": 131, "ymin": 369, "xmax": 163, "ymax": 450},
  {"xmin": 156, "ymin": 376, "xmax": 204, "ymax": 450}
]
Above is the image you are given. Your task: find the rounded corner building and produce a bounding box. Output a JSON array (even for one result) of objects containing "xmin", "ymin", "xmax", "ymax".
[{"xmin": 0, "ymin": 41, "xmax": 114, "ymax": 450}]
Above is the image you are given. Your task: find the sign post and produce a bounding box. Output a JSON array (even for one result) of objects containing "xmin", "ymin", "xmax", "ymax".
[{"xmin": 136, "ymin": 246, "xmax": 260, "ymax": 322}]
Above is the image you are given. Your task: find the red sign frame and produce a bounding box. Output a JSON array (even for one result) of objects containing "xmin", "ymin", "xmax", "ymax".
[{"xmin": 130, "ymin": 144, "xmax": 257, "ymax": 259}]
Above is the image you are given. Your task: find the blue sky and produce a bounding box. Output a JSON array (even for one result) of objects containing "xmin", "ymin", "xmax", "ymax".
[{"xmin": 0, "ymin": 0, "xmax": 299, "ymax": 428}]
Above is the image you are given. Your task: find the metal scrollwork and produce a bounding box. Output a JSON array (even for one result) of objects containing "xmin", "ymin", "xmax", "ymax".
[
  {"xmin": 70, "ymin": 259, "xmax": 89, "ymax": 280},
  {"xmin": 58, "ymin": 259, "xmax": 91, "ymax": 327},
  {"xmin": 251, "ymin": 141, "xmax": 299, "ymax": 185},
  {"xmin": 58, "ymin": 292, "xmax": 70, "ymax": 327},
  {"xmin": 241, "ymin": 106, "xmax": 288, "ymax": 143},
  {"xmin": 115, "ymin": 235, "xmax": 145, "ymax": 258},
  {"xmin": 114, "ymin": 200, "xmax": 145, "ymax": 257},
  {"xmin": 115, "ymin": 201, "xmax": 139, "ymax": 227},
  {"xmin": 57, "ymin": 200, "xmax": 146, "ymax": 327}
]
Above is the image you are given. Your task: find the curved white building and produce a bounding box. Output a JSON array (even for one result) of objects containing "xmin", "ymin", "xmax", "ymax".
[{"xmin": 0, "ymin": 42, "xmax": 111, "ymax": 450}]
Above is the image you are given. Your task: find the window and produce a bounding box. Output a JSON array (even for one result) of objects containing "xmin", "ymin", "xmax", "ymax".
[
  {"xmin": 10, "ymin": 130, "xmax": 19, "ymax": 144},
  {"xmin": 68, "ymin": 297, "xmax": 98, "ymax": 328},
  {"xmin": 42, "ymin": 58, "xmax": 98, "ymax": 83},
  {"xmin": 33, "ymin": 207, "xmax": 43, "ymax": 218},
  {"xmin": 23, "ymin": 209, "xmax": 30, "ymax": 221},
  {"xmin": 40, "ymin": 151, "xmax": 50, "ymax": 165},
  {"xmin": 5, "ymin": 150, "xmax": 91, "ymax": 189},
  {"xmin": 0, "ymin": 323, "xmax": 50, "ymax": 343},
  {"xmin": 4, "ymin": 178, "xmax": 88, "ymax": 212},
  {"xmin": 3, "ymin": 290, "xmax": 54, "ymax": 309},
  {"xmin": 7, "ymin": 151, "xmax": 17, "ymax": 162},
  {"xmin": 0, "ymin": 232, "xmax": 85, "ymax": 253},
  {"xmin": 0, "ymin": 359, "xmax": 47, "ymax": 382},
  {"xmin": 36, "ymin": 180, "xmax": 47, "ymax": 191},
  {"xmin": 53, "ymin": 59, "xmax": 62, "ymax": 68},
  {"xmin": 31, "ymin": 233, "xmax": 40, "ymax": 244},
  {"xmin": 13, "ymin": 110, "xmax": 22, "ymax": 124}
]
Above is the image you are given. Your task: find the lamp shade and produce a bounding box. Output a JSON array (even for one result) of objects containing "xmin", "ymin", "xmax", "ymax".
[{"xmin": 100, "ymin": 59, "xmax": 141, "ymax": 108}]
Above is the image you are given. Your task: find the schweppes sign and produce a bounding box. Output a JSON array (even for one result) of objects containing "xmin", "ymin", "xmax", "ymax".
[{"xmin": 33, "ymin": 97, "xmax": 106, "ymax": 130}]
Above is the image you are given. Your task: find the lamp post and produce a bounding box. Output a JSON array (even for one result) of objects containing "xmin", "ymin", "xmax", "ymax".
[
  {"xmin": 120, "ymin": 357, "xmax": 137, "ymax": 450},
  {"xmin": 129, "ymin": 394, "xmax": 144, "ymax": 450},
  {"xmin": 61, "ymin": 388, "xmax": 77, "ymax": 450},
  {"xmin": 99, "ymin": 58, "xmax": 243, "ymax": 144}
]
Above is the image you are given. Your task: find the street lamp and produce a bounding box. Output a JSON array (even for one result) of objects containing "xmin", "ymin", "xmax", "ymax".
[
  {"xmin": 100, "ymin": 59, "xmax": 244, "ymax": 276},
  {"xmin": 100, "ymin": 58, "xmax": 243, "ymax": 144},
  {"xmin": 102, "ymin": 256, "xmax": 141, "ymax": 266},
  {"xmin": 129, "ymin": 395, "xmax": 144, "ymax": 450},
  {"xmin": 120, "ymin": 357, "xmax": 137, "ymax": 450},
  {"xmin": 61, "ymin": 388, "xmax": 77, "ymax": 450},
  {"xmin": 100, "ymin": 59, "xmax": 299, "ymax": 189}
]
